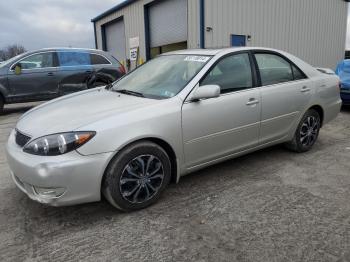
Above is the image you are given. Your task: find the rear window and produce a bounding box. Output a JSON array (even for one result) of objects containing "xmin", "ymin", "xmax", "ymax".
[
  {"xmin": 90, "ymin": 54, "xmax": 110, "ymax": 65},
  {"xmin": 255, "ymin": 53, "xmax": 294, "ymax": 86}
]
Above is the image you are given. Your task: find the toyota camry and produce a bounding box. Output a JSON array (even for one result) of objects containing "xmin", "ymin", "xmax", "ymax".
[{"xmin": 6, "ymin": 47, "xmax": 341, "ymax": 211}]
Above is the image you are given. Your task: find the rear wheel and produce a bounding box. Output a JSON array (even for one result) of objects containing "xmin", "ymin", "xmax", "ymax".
[
  {"xmin": 91, "ymin": 80, "xmax": 108, "ymax": 88},
  {"xmin": 0, "ymin": 96, "xmax": 4, "ymax": 115},
  {"xmin": 103, "ymin": 141, "xmax": 171, "ymax": 211},
  {"xmin": 286, "ymin": 109, "xmax": 321, "ymax": 153}
]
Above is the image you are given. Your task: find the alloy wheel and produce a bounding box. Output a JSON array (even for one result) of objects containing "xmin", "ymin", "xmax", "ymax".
[
  {"xmin": 119, "ymin": 155, "xmax": 164, "ymax": 204},
  {"xmin": 300, "ymin": 116, "xmax": 319, "ymax": 147}
]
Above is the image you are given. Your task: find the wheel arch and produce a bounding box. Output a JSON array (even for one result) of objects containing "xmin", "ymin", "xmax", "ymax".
[
  {"xmin": 0, "ymin": 91, "xmax": 4, "ymax": 102},
  {"xmin": 308, "ymin": 104, "xmax": 324, "ymax": 127},
  {"xmin": 0, "ymin": 85, "xmax": 7, "ymax": 102},
  {"xmin": 0, "ymin": 90, "xmax": 5, "ymax": 110},
  {"xmin": 100, "ymin": 137, "xmax": 180, "ymax": 196}
]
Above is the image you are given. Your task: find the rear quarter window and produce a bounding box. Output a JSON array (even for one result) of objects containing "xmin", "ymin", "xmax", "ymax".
[
  {"xmin": 90, "ymin": 54, "xmax": 111, "ymax": 65},
  {"xmin": 292, "ymin": 65, "xmax": 307, "ymax": 80}
]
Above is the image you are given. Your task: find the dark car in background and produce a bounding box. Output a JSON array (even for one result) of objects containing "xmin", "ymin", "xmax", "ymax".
[
  {"xmin": 0, "ymin": 48, "xmax": 125, "ymax": 113},
  {"xmin": 336, "ymin": 59, "xmax": 350, "ymax": 106}
]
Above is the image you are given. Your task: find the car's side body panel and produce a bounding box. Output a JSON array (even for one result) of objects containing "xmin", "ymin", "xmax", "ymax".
[
  {"xmin": 258, "ymin": 79, "xmax": 314, "ymax": 144},
  {"xmin": 75, "ymin": 96, "xmax": 185, "ymax": 178},
  {"xmin": 182, "ymin": 88, "xmax": 261, "ymax": 168}
]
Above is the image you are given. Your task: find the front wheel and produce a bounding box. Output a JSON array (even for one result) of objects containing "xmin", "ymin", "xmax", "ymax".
[
  {"xmin": 286, "ymin": 109, "xmax": 321, "ymax": 153},
  {"xmin": 102, "ymin": 141, "xmax": 171, "ymax": 211}
]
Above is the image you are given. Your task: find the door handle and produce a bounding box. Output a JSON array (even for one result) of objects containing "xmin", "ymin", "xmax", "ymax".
[
  {"xmin": 246, "ymin": 98, "xmax": 259, "ymax": 106},
  {"xmin": 85, "ymin": 70, "xmax": 93, "ymax": 74},
  {"xmin": 301, "ymin": 86, "xmax": 311, "ymax": 92},
  {"xmin": 47, "ymin": 72, "xmax": 54, "ymax": 76}
]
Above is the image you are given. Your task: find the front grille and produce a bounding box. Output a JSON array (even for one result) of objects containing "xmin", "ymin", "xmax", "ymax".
[{"xmin": 15, "ymin": 130, "xmax": 31, "ymax": 147}]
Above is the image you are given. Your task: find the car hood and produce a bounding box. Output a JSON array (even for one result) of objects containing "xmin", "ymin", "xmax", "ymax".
[{"xmin": 16, "ymin": 88, "xmax": 157, "ymax": 138}]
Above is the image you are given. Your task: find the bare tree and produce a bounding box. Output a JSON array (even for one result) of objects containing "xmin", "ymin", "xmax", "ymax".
[{"xmin": 0, "ymin": 44, "xmax": 26, "ymax": 61}]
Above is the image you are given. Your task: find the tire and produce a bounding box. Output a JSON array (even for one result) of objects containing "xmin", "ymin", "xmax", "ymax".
[
  {"xmin": 286, "ymin": 109, "xmax": 321, "ymax": 153},
  {"xmin": 0, "ymin": 96, "xmax": 4, "ymax": 115},
  {"xmin": 102, "ymin": 141, "xmax": 171, "ymax": 211},
  {"xmin": 91, "ymin": 80, "xmax": 108, "ymax": 88}
]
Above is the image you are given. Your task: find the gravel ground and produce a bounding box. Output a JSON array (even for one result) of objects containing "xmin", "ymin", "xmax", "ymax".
[{"xmin": 0, "ymin": 103, "xmax": 349, "ymax": 262}]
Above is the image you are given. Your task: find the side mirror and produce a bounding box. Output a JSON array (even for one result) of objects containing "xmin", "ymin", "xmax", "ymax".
[
  {"xmin": 14, "ymin": 64, "xmax": 22, "ymax": 75},
  {"xmin": 190, "ymin": 85, "xmax": 220, "ymax": 101}
]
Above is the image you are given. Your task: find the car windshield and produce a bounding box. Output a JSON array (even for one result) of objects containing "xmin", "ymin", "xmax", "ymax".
[{"xmin": 112, "ymin": 54, "xmax": 212, "ymax": 99}]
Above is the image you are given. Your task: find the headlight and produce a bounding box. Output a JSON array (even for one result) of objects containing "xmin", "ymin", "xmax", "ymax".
[{"xmin": 23, "ymin": 131, "xmax": 96, "ymax": 156}]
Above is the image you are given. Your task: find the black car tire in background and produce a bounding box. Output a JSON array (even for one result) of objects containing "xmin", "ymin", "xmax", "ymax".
[
  {"xmin": 86, "ymin": 72, "xmax": 110, "ymax": 89},
  {"xmin": 0, "ymin": 96, "xmax": 4, "ymax": 114}
]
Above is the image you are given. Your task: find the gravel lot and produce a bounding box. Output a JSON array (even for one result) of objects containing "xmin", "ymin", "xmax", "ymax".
[{"xmin": 0, "ymin": 103, "xmax": 349, "ymax": 262}]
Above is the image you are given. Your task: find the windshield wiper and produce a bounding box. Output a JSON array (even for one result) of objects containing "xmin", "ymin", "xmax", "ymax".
[
  {"xmin": 105, "ymin": 83, "xmax": 113, "ymax": 90},
  {"xmin": 115, "ymin": 89, "xmax": 145, "ymax": 97}
]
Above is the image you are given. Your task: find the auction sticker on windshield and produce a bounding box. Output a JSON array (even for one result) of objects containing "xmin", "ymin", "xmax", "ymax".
[{"xmin": 184, "ymin": 56, "xmax": 210, "ymax": 63}]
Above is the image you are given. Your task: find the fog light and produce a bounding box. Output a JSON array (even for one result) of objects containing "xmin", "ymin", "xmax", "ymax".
[{"xmin": 33, "ymin": 186, "xmax": 66, "ymax": 198}]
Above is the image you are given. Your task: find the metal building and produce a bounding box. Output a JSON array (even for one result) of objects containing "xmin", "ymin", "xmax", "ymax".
[{"xmin": 92, "ymin": 0, "xmax": 349, "ymax": 70}]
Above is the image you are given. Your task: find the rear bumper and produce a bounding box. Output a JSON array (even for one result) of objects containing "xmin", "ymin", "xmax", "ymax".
[
  {"xmin": 323, "ymin": 98, "xmax": 342, "ymax": 125},
  {"xmin": 340, "ymin": 90, "xmax": 350, "ymax": 105},
  {"xmin": 6, "ymin": 129, "xmax": 113, "ymax": 206}
]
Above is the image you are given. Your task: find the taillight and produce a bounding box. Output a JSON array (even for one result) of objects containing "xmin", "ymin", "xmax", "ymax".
[{"xmin": 119, "ymin": 65, "xmax": 126, "ymax": 74}]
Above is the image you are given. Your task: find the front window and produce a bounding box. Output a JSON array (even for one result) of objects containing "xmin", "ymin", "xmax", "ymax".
[
  {"xmin": 14, "ymin": 52, "xmax": 54, "ymax": 70},
  {"xmin": 200, "ymin": 53, "xmax": 253, "ymax": 93},
  {"xmin": 112, "ymin": 54, "xmax": 211, "ymax": 99}
]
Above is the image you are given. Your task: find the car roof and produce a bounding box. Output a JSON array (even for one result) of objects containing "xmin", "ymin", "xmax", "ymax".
[
  {"xmin": 164, "ymin": 47, "xmax": 282, "ymax": 56},
  {"xmin": 20, "ymin": 48, "xmax": 107, "ymax": 57},
  {"xmin": 39, "ymin": 47, "xmax": 103, "ymax": 53}
]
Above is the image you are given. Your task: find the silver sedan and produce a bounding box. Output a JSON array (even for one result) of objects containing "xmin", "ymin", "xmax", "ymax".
[{"xmin": 6, "ymin": 47, "xmax": 341, "ymax": 211}]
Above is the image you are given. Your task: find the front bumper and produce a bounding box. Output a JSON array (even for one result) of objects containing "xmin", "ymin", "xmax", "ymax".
[{"xmin": 6, "ymin": 130, "xmax": 113, "ymax": 206}]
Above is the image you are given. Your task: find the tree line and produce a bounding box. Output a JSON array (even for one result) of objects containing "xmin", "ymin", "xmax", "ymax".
[{"xmin": 0, "ymin": 45, "xmax": 26, "ymax": 61}]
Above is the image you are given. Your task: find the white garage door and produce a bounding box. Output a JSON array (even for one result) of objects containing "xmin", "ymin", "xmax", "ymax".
[
  {"xmin": 149, "ymin": 0, "xmax": 188, "ymax": 48},
  {"xmin": 104, "ymin": 19, "xmax": 126, "ymax": 62}
]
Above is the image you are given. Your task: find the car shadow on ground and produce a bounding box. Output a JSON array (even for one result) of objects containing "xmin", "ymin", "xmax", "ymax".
[{"xmin": 18, "ymin": 144, "xmax": 286, "ymax": 231}]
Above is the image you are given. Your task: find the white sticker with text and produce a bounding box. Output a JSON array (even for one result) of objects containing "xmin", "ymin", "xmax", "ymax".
[{"xmin": 184, "ymin": 56, "xmax": 210, "ymax": 63}]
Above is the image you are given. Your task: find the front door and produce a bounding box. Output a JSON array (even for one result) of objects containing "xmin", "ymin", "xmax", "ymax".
[
  {"xmin": 7, "ymin": 51, "xmax": 59, "ymax": 100},
  {"xmin": 182, "ymin": 52, "xmax": 261, "ymax": 168}
]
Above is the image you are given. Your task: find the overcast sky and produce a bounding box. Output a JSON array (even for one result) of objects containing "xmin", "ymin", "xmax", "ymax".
[
  {"xmin": 0, "ymin": 0, "xmax": 350, "ymax": 51},
  {"xmin": 0, "ymin": 0, "xmax": 123, "ymax": 50}
]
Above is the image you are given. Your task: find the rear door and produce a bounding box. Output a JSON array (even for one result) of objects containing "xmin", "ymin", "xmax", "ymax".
[
  {"xmin": 56, "ymin": 51, "xmax": 94, "ymax": 95},
  {"xmin": 254, "ymin": 52, "xmax": 312, "ymax": 144},
  {"xmin": 7, "ymin": 51, "xmax": 59, "ymax": 100},
  {"xmin": 89, "ymin": 53, "xmax": 124, "ymax": 87}
]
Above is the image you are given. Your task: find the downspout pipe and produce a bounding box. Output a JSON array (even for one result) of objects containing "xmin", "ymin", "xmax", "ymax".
[{"xmin": 199, "ymin": 0, "xmax": 205, "ymax": 49}]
